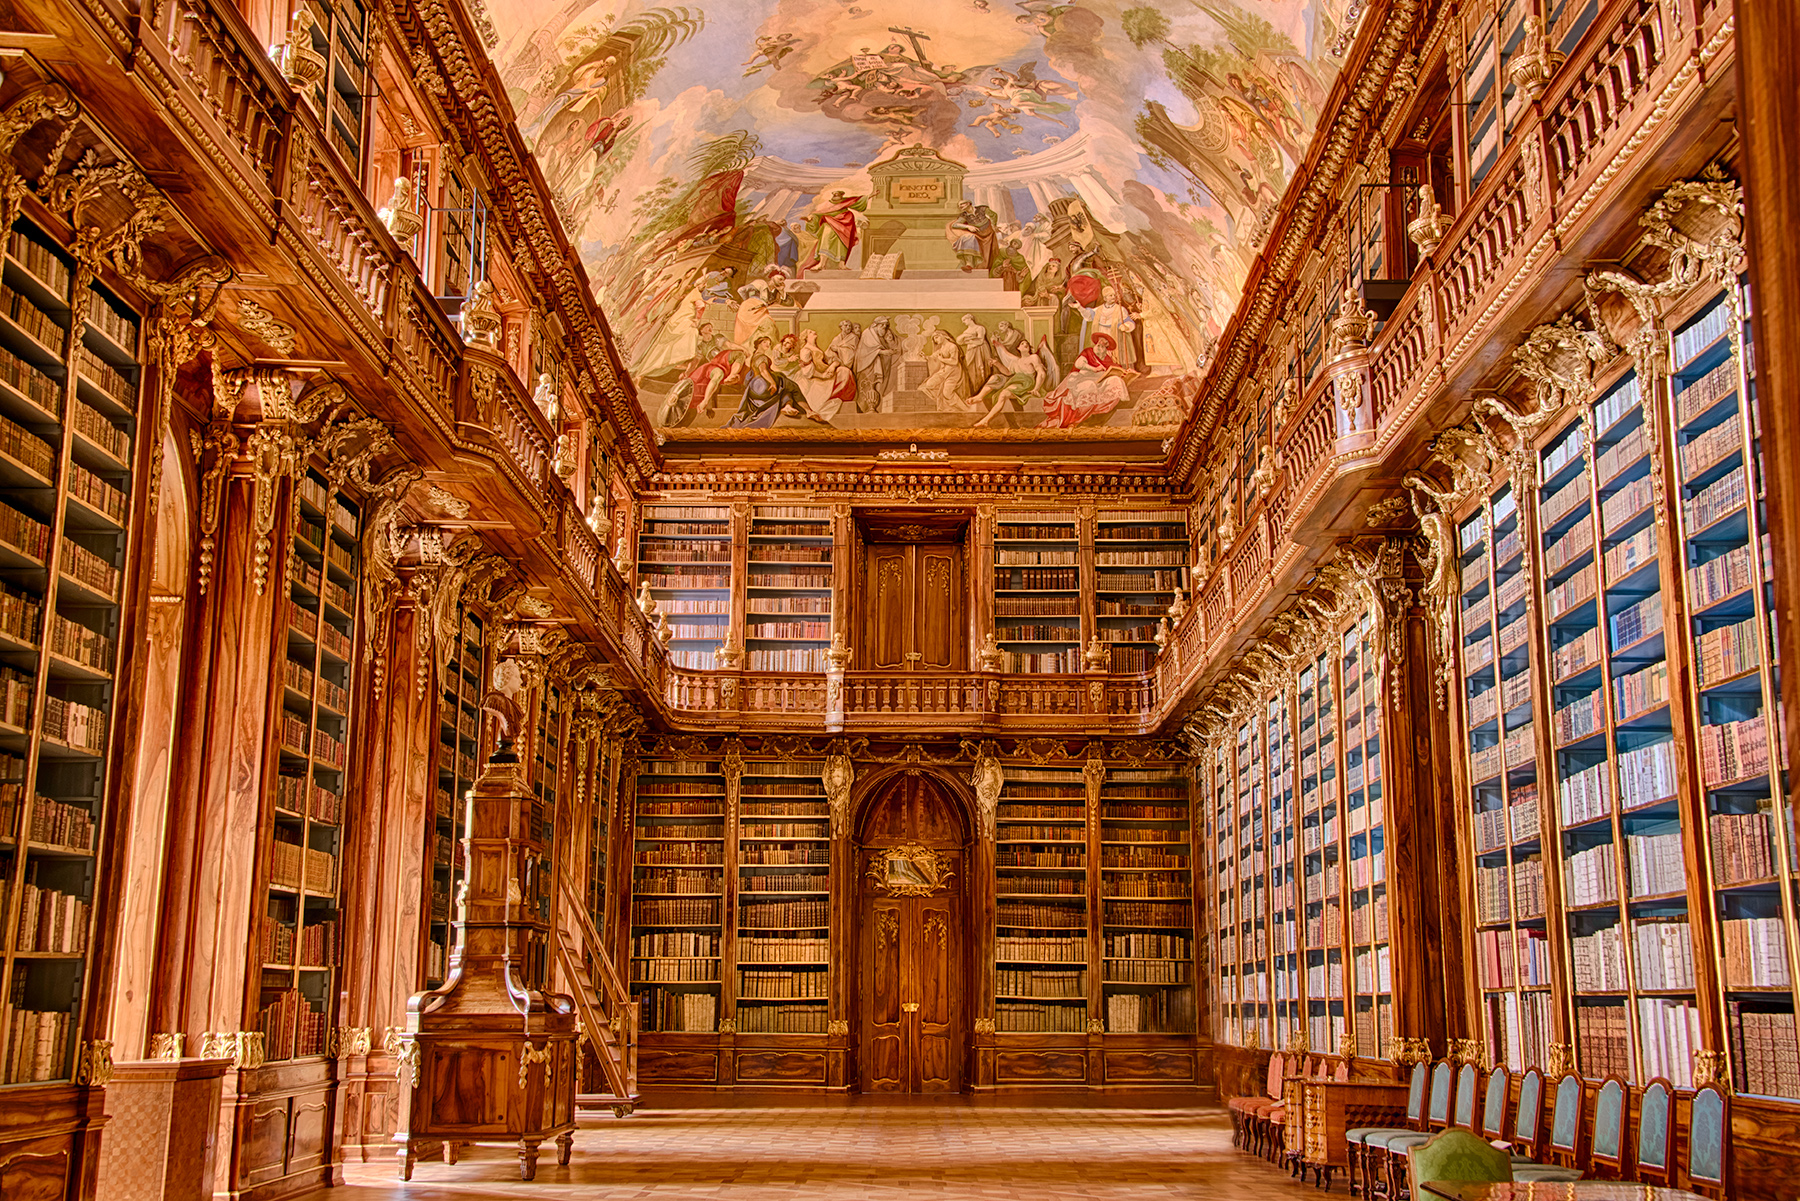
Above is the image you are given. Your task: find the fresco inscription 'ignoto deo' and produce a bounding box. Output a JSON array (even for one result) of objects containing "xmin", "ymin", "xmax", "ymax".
[{"xmin": 490, "ymin": 0, "xmax": 1355, "ymax": 437}]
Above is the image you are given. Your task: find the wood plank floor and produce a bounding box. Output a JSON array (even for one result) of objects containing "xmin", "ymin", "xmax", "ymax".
[{"xmin": 329, "ymin": 1103, "xmax": 1313, "ymax": 1199}]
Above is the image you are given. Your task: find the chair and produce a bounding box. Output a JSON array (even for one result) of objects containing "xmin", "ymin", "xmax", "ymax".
[
  {"xmin": 1634, "ymin": 1078, "xmax": 1673, "ymax": 1187},
  {"xmin": 1511, "ymin": 1072, "xmax": 1585, "ymax": 1183},
  {"xmin": 1228, "ymin": 1052, "xmax": 1283, "ymax": 1152},
  {"xmin": 1588, "ymin": 1077, "xmax": 1628, "ymax": 1179},
  {"xmin": 1249, "ymin": 1054, "xmax": 1294, "ymax": 1160},
  {"xmin": 1686, "ymin": 1084, "xmax": 1729, "ymax": 1199},
  {"xmin": 1369, "ymin": 1062, "xmax": 1454, "ymax": 1200},
  {"xmin": 1346, "ymin": 1061, "xmax": 1427, "ymax": 1198},
  {"xmin": 1451, "ymin": 1064, "xmax": 1478, "ymax": 1130},
  {"xmin": 1477, "ymin": 1066, "xmax": 1510, "ymax": 1144},
  {"xmin": 1405, "ymin": 1128, "xmax": 1514, "ymax": 1190}
]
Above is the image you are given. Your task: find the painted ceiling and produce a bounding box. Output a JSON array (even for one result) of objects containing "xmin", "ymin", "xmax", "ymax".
[{"xmin": 488, "ymin": 0, "xmax": 1356, "ymax": 441}]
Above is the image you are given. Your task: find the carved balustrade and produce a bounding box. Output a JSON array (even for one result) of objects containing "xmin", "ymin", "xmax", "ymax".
[
  {"xmin": 292, "ymin": 144, "xmax": 393, "ymax": 326},
  {"xmin": 1544, "ymin": 0, "xmax": 1668, "ymax": 195},
  {"xmin": 1276, "ymin": 380, "xmax": 1340, "ymax": 523},
  {"xmin": 149, "ymin": 0, "xmax": 288, "ymax": 195},
  {"xmin": 395, "ymin": 277, "xmax": 462, "ymax": 418},
  {"xmin": 1439, "ymin": 159, "xmax": 1531, "ymax": 334},
  {"xmin": 1368, "ymin": 282, "xmax": 1432, "ymax": 429}
]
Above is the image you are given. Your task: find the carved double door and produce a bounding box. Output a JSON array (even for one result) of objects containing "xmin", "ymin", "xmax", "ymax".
[
  {"xmin": 858, "ymin": 775, "xmax": 965, "ymax": 1093},
  {"xmin": 862, "ymin": 542, "xmax": 964, "ymax": 670}
]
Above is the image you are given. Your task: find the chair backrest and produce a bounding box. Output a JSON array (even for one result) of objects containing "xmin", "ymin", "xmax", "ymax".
[
  {"xmin": 1405, "ymin": 1060, "xmax": 1430, "ymax": 1121},
  {"xmin": 1453, "ymin": 1064, "xmax": 1479, "ymax": 1129},
  {"xmin": 1406, "ymin": 1128, "xmax": 1515, "ymax": 1187},
  {"xmin": 1480, "ymin": 1067, "xmax": 1510, "ymax": 1140},
  {"xmin": 1265, "ymin": 1052, "xmax": 1286, "ymax": 1100},
  {"xmin": 1427, "ymin": 1061, "xmax": 1454, "ymax": 1125},
  {"xmin": 1591, "ymin": 1078, "xmax": 1627, "ymax": 1171},
  {"xmin": 1688, "ymin": 1085, "xmax": 1728, "ymax": 1190},
  {"xmin": 1333, "ymin": 1056, "xmax": 1351, "ymax": 1082},
  {"xmin": 1547, "ymin": 1073, "xmax": 1583, "ymax": 1155},
  {"xmin": 1513, "ymin": 1069, "xmax": 1544, "ymax": 1151},
  {"xmin": 1636, "ymin": 1079, "xmax": 1672, "ymax": 1181}
]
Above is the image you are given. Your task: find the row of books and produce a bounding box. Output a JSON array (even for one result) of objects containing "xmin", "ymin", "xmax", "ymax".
[
  {"xmin": 997, "ymin": 935, "xmax": 1085, "ymax": 962},
  {"xmin": 740, "ymin": 845, "xmax": 828, "ymax": 865},
  {"xmin": 0, "ymin": 345, "xmax": 58, "ymax": 412},
  {"xmin": 2, "ymin": 283, "xmax": 59, "ymax": 350},
  {"xmin": 1485, "ymin": 989, "xmax": 1554, "ymax": 1073},
  {"xmin": 1609, "ymin": 592, "xmax": 1662, "ymax": 650},
  {"xmin": 998, "ymin": 968, "xmax": 1085, "ymax": 998},
  {"xmin": 739, "ymin": 899, "xmax": 827, "ymax": 928},
  {"xmin": 1674, "ymin": 301, "xmax": 1733, "ymax": 367},
  {"xmin": 1730, "ymin": 1004, "xmax": 1800, "ymax": 1097},
  {"xmin": 1697, "ymin": 614, "xmax": 1764, "ymax": 685},
  {"xmin": 1639, "ymin": 997, "xmax": 1705, "ymax": 1088},
  {"xmin": 74, "ymin": 347, "xmax": 131, "ymax": 403},
  {"xmin": 1604, "ymin": 526, "xmax": 1656, "ymax": 583},
  {"xmin": 1103, "ymin": 932, "xmax": 1192, "ymax": 960},
  {"xmin": 1564, "ymin": 841, "xmax": 1618, "ymax": 907},
  {"xmin": 1546, "ymin": 565, "xmax": 1596, "ymax": 622},
  {"xmin": 1710, "ymin": 810, "xmax": 1776, "ymax": 886},
  {"xmin": 1601, "ymin": 475, "xmax": 1654, "ymax": 535},
  {"xmin": 734, "ymin": 1003, "xmax": 827, "ymax": 1033},
  {"xmin": 1106, "ymin": 989, "xmax": 1194, "ymax": 1034},
  {"xmin": 634, "ymin": 898, "xmax": 720, "ymax": 925},
  {"xmin": 996, "ymin": 549, "xmax": 1076, "ymax": 566},
  {"xmin": 13, "ymin": 880, "xmax": 90, "ymax": 953},
  {"xmin": 61, "ymin": 537, "xmax": 119, "ymax": 599},
  {"xmin": 1094, "ymin": 550, "xmax": 1184, "ymax": 567},
  {"xmin": 3, "ymin": 1006, "xmax": 70, "ymax": 1083},
  {"xmin": 67, "ymin": 463, "xmax": 126, "ymax": 523},
  {"xmin": 1098, "ymin": 624, "xmax": 1158, "ymax": 644},
  {"xmin": 1678, "ymin": 410, "xmax": 1743, "ymax": 482},
  {"xmin": 42, "ymin": 696, "xmax": 104, "ymax": 752},
  {"xmin": 638, "ymin": 986, "xmax": 717, "ymax": 1033},
  {"xmin": 740, "ymin": 872, "xmax": 827, "ymax": 893},
  {"xmin": 1595, "ymin": 423, "xmax": 1649, "ymax": 484},
  {"xmin": 1700, "ymin": 714, "xmax": 1777, "ymax": 786},
  {"xmin": 630, "ymin": 931, "xmax": 720, "ymax": 957},
  {"xmin": 1103, "ymin": 875, "xmax": 1189, "ymax": 898},
  {"xmin": 1632, "ymin": 917, "xmax": 1696, "ymax": 991},
  {"xmin": 1626, "ymin": 828, "xmax": 1687, "ymax": 896},
  {"xmin": 257, "ymin": 987, "xmax": 327, "ymax": 1060},
  {"xmin": 748, "ymin": 570, "xmax": 830, "ymax": 588},
  {"xmin": 996, "ymin": 875, "xmax": 1084, "ymax": 896},
  {"xmin": 0, "ymin": 412, "xmax": 53, "ymax": 479},
  {"xmin": 738, "ymin": 935, "xmax": 828, "ymax": 962},
  {"xmin": 632, "ymin": 958, "xmax": 718, "ymax": 982},
  {"xmin": 745, "ymin": 649, "xmax": 829, "ymax": 671},
  {"xmin": 996, "ymin": 523, "xmax": 1076, "ymax": 539},
  {"xmin": 996, "ymin": 1001, "xmax": 1088, "ymax": 1032},
  {"xmin": 636, "ymin": 845, "xmax": 722, "ymax": 866},
  {"xmin": 637, "ymin": 869, "xmax": 720, "ymax": 894},
  {"xmin": 8, "ymin": 230, "xmax": 72, "ymax": 296},
  {"xmin": 0, "ymin": 501, "xmax": 48, "ymax": 561},
  {"xmin": 268, "ymin": 840, "xmax": 336, "ymax": 894},
  {"xmin": 746, "ymin": 621, "xmax": 831, "ymax": 639},
  {"xmin": 740, "ymin": 821, "xmax": 827, "ymax": 838},
  {"xmin": 998, "ymin": 901, "xmax": 1086, "ymax": 927},
  {"xmin": 1722, "ymin": 916, "xmax": 1791, "ymax": 988},
  {"xmin": 48, "ymin": 613, "xmax": 113, "ymax": 673},
  {"xmin": 1109, "ymin": 646, "xmax": 1158, "ymax": 672},
  {"xmin": 739, "ymin": 969, "xmax": 828, "ymax": 998},
  {"xmin": 1475, "ymin": 925, "xmax": 1552, "ymax": 989},
  {"xmin": 21, "ymin": 795, "xmax": 94, "ymax": 850},
  {"xmin": 1575, "ymin": 1003, "xmax": 1632, "ymax": 1078},
  {"xmin": 1096, "ymin": 570, "xmax": 1183, "ymax": 591}
]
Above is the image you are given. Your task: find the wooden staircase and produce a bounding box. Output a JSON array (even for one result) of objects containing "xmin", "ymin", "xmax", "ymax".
[{"xmin": 553, "ymin": 873, "xmax": 639, "ymax": 1115}]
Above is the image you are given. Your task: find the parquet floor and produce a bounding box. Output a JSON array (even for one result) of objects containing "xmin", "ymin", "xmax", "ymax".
[{"xmin": 329, "ymin": 1101, "xmax": 1311, "ymax": 1199}]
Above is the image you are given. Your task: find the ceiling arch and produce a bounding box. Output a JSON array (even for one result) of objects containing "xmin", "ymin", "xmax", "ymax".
[{"xmin": 487, "ymin": 0, "xmax": 1357, "ymax": 446}]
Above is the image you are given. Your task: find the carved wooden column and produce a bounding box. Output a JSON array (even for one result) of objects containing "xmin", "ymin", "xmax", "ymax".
[{"xmin": 334, "ymin": 536, "xmax": 433, "ymax": 1165}]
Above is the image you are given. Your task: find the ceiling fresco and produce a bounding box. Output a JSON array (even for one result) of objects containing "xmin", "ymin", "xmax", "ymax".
[{"xmin": 489, "ymin": 0, "xmax": 1357, "ymax": 440}]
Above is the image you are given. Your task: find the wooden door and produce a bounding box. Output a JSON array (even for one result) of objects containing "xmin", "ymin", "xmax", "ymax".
[
  {"xmin": 862, "ymin": 543, "xmax": 964, "ymax": 670},
  {"xmin": 858, "ymin": 775, "xmax": 965, "ymax": 1093}
]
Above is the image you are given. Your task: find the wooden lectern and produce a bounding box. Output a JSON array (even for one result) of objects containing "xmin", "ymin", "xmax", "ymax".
[{"xmin": 392, "ymin": 689, "xmax": 577, "ymax": 1180}]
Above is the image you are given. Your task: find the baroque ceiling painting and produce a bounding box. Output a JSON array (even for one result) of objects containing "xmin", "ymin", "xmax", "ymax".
[{"xmin": 491, "ymin": 0, "xmax": 1356, "ymax": 439}]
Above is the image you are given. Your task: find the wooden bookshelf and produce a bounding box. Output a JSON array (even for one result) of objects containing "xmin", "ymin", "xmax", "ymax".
[
  {"xmin": 426, "ymin": 607, "xmax": 483, "ymax": 986},
  {"xmin": 744, "ymin": 507, "xmax": 834, "ymax": 674},
  {"xmin": 991, "ymin": 511, "xmax": 1082, "ymax": 675},
  {"xmin": 1458, "ymin": 475, "xmax": 1555, "ymax": 1073},
  {"xmin": 734, "ymin": 761, "xmax": 830, "ymax": 1035},
  {"xmin": 262, "ymin": 471, "xmax": 360, "ymax": 1061},
  {"xmin": 1342, "ymin": 606, "xmax": 1392, "ymax": 1060},
  {"xmin": 630, "ymin": 758, "xmax": 725, "ymax": 1033},
  {"xmin": 1093, "ymin": 509, "xmax": 1186, "ymax": 675},
  {"xmin": 1297, "ymin": 650, "xmax": 1347, "ymax": 1052},
  {"xmin": 525, "ymin": 678, "xmax": 565, "ymax": 987},
  {"xmin": 639, "ymin": 505, "xmax": 732, "ymax": 671},
  {"xmin": 993, "ymin": 765, "xmax": 1088, "ymax": 1032},
  {"xmin": 1100, "ymin": 768, "xmax": 1194, "ymax": 1034},
  {"xmin": 0, "ymin": 216, "xmax": 137, "ymax": 1086}
]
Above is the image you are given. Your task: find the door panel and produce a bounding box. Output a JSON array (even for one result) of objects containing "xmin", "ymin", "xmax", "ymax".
[
  {"xmin": 919, "ymin": 551, "xmax": 959, "ymax": 669},
  {"xmin": 859, "ymin": 543, "xmax": 965, "ymax": 670},
  {"xmin": 866, "ymin": 904, "xmax": 905, "ymax": 1092},
  {"xmin": 917, "ymin": 903, "xmax": 958, "ymax": 1092}
]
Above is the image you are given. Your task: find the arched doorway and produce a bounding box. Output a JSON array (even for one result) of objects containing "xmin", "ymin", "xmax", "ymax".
[{"xmin": 856, "ymin": 772, "xmax": 968, "ymax": 1093}]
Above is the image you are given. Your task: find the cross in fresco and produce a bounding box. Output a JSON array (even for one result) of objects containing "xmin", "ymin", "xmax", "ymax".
[{"xmin": 887, "ymin": 25, "xmax": 933, "ymax": 67}]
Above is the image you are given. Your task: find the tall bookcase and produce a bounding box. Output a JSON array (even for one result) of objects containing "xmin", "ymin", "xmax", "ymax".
[
  {"xmin": 1672, "ymin": 284, "xmax": 1793, "ymax": 1097},
  {"xmin": 1231, "ymin": 715, "xmax": 1271, "ymax": 1047},
  {"xmin": 630, "ymin": 758, "xmax": 724, "ymax": 1033},
  {"xmin": 1100, "ymin": 767, "xmax": 1194, "ymax": 1033},
  {"xmin": 735, "ymin": 760, "xmax": 830, "ymax": 1035},
  {"xmin": 1264, "ymin": 695, "xmax": 1300, "ymax": 1044},
  {"xmin": 1298, "ymin": 650, "xmax": 1347, "ymax": 1053},
  {"xmin": 1458, "ymin": 475, "xmax": 1554, "ymax": 1073},
  {"xmin": 265, "ymin": 470, "xmax": 361, "ymax": 1061},
  {"xmin": 993, "ymin": 765, "xmax": 1089, "ymax": 1032},
  {"xmin": 0, "ymin": 217, "xmax": 138, "ymax": 1083},
  {"xmin": 638, "ymin": 505, "xmax": 731, "ymax": 670},
  {"xmin": 1094, "ymin": 510, "xmax": 1187, "ymax": 674},
  {"xmin": 744, "ymin": 507, "xmax": 834, "ymax": 673},
  {"xmin": 1342, "ymin": 606, "xmax": 1392, "ymax": 1060},
  {"xmin": 427, "ymin": 607, "xmax": 483, "ymax": 986},
  {"xmin": 992, "ymin": 511, "xmax": 1082, "ymax": 675},
  {"xmin": 524, "ymin": 679, "xmax": 564, "ymax": 987}
]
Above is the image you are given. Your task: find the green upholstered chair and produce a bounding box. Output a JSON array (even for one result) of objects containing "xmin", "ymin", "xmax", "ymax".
[
  {"xmin": 1346, "ymin": 1061, "xmax": 1429, "ymax": 1198},
  {"xmin": 1511, "ymin": 1072, "xmax": 1584, "ymax": 1184},
  {"xmin": 1452, "ymin": 1064, "xmax": 1479, "ymax": 1129},
  {"xmin": 1635, "ymin": 1078, "xmax": 1673, "ymax": 1186},
  {"xmin": 1687, "ymin": 1084, "xmax": 1728, "ymax": 1199},
  {"xmin": 1478, "ymin": 1066, "xmax": 1535, "ymax": 1165},
  {"xmin": 1371, "ymin": 1063, "xmax": 1455, "ymax": 1200},
  {"xmin": 1406, "ymin": 1128, "xmax": 1515, "ymax": 1189},
  {"xmin": 1589, "ymin": 1078, "xmax": 1628, "ymax": 1179}
]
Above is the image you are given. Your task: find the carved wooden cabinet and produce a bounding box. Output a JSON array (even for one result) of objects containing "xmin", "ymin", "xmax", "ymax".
[{"xmin": 394, "ymin": 735, "xmax": 577, "ymax": 1180}]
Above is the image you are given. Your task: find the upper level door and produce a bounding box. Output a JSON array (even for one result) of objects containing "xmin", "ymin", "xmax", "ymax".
[{"xmin": 862, "ymin": 543, "xmax": 964, "ymax": 670}]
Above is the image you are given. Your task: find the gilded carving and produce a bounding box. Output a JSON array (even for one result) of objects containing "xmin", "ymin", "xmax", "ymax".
[
  {"xmin": 73, "ymin": 1040, "xmax": 115, "ymax": 1086},
  {"xmin": 149, "ymin": 1032, "xmax": 185, "ymax": 1060},
  {"xmin": 517, "ymin": 1039, "xmax": 554, "ymax": 1089},
  {"xmin": 237, "ymin": 298, "xmax": 297, "ymax": 354},
  {"xmin": 877, "ymin": 909, "xmax": 898, "ymax": 947},
  {"xmin": 866, "ymin": 845, "xmax": 954, "ymax": 897},
  {"xmin": 1406, "ymin": 184, "xmax": 1451, "ymax": 256},
  {"xmin": 970, "ymin": 746, "xmax": 1002, "ymax": 840},
  {"xmin": 1507, "ymin": 14, "xmax": 1565, "ymax": 100}
]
